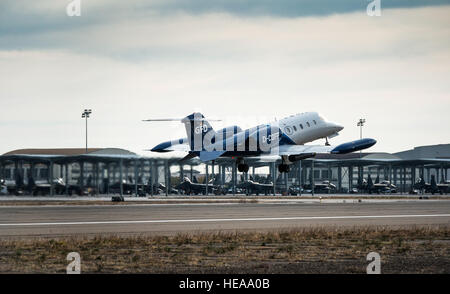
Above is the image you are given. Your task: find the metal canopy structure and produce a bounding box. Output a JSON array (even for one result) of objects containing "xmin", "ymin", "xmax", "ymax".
[{"xmin": 1, "ymin": 144, "xmax": 449, "ymax": 197}]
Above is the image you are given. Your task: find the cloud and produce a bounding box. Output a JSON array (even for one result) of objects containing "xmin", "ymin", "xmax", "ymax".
[
  {"xmin": 0, "ymin": 4, "xmax": 449, "ymax": 155},
  {"xmin": 1, "ymin": 0, "xmax": 449, "ymax": 37}
]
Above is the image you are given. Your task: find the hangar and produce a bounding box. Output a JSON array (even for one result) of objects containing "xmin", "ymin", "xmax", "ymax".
[{"xmin": 0, "ymin": 144, "xmax": 449, "ymax": 196}]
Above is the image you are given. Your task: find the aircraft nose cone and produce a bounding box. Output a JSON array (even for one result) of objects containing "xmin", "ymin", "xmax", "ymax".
[{"xmin": 328, "ymin": 122, "xmax": 344, "ymax": 132}]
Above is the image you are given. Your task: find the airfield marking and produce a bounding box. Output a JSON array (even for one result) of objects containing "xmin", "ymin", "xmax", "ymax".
[{"xmin": 0, "ymin": 214, "xmax": 449, "ymax": 227}]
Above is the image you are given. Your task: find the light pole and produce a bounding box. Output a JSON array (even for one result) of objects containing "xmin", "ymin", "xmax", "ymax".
[
  {"xmin": 357, "ymin": 118, "xmax": 366, "ymax": 140},
  {"xmin": 357, "ymin": 118, "xmax": 366, "ymax": 159},
  {"xmin": 82, "ymin": 109, "xmax": 92, "ymax": 153}
]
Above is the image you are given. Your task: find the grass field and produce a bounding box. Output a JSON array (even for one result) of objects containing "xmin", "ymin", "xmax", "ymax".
[{"xmin": 0, "ymin": 225, "xmax": 449, "ymax": 273}]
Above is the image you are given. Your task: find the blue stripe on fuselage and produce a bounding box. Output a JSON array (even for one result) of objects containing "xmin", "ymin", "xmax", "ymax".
[{"xmin": 279, "ymin": 132, "xmax": 296, "ymax": 145}]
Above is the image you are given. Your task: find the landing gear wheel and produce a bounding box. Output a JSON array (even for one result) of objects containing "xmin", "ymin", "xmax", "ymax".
[
  {"xmin": 238, "ymin": 164, "xmax": 249, "ymax": 173},
  {"xmin": 278, "ymin": 164, "xmax": 290, "ymax": 173}
]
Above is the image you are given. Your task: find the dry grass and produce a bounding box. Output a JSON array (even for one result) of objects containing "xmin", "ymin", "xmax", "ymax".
[{"xmin": 0, "ymin": 225, "xmax": 449, "ymax": 274}]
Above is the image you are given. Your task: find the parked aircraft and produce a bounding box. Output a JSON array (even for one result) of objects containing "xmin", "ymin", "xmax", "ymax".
[
  {"xmin": 176, "ymin": 176, "xmax": 225, "ymax": 195},
  {"xmin": 303, "ymin": 181, "xmax": 337, "ymax": 194},
  {"xmin": 237, "ymin": 178, "xmax": 273, "ymax": 195},
  {"xmin": 413, "ymin": 176, "xmax": 448, "ymax": 195},
  {"xmin": 0, "ymin": 179, "xmax": 7, "ymax": 195},
  {"xmin": 147, "ymin": 112, "xmax": 376, "ymax": 173},
  {"xmin": 357, "ymin": 176, "xmax": 397, "ymax": 194}
]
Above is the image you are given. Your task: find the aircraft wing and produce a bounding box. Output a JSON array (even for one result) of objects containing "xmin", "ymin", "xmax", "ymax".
[
  {"xmin": 148, "ymin": 143, "xmax": 190, "ymax": 152},
  {"xmin": 277, "ymin": 144, "xmax": 334, "ymax": 155},
  {"xmin": 246, "ymin": 145, "xmax": 330, "ymax": 163},
  {"xmin": 254, "ymin": 138, "xmax": 377, "ymax": 162},
  {"xmin": 166, "ymin": 144, "xmax": 191, "ymax": 152}
]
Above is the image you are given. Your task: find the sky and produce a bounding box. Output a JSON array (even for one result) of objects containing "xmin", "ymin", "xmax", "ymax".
[{"xmin": 0, "ymin": 0, "xmax": 449, "ymax": 156}]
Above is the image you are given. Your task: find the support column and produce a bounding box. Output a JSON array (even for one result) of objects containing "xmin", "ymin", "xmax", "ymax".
[
  {"xmin": 348, "ymin": 166, "xmax": 353, "ymax": 192},
  {"xmin": 205, "ymin": 163, "xmax": 209, "ymax": 196},
  {"xmin": 337, "ymin": 166, "xmax": 342, "ymax": 192},
  {"xmin": 49, "ymin": 161, "xmax": 54, "ymax": 196},
  {"xmin": 80, "ymin": 161, "xmax": 85, "ymax": 192},
  {"xmin": 211, "ymin": 161, "xmax": 215, "ymax": 184},
  {"xmin": 112, "ymin": 163, "xmax": 116, "ymax": 187},
  {"xmin": 65, "ymin": 163, "xmax": 69, "ymax": 196},
  {"xmin": 29, "ymin": 162, "xmax": 35, "ymax": 195},
  {"xmin": 394, "ymin": 167, "xmax": 398, "ymax": 186},
  {"xmin": 404, "ymin": 167, "xmax": 407, "ymax": 193},
  {"xmin": 150, "ymin": 160, "xmax": 155, "ymax": 197},
  {"xmin": 106, "ymin": 163, "xmax": 110, "ymax": 195},
  {"xmin": 95, "ymin": 162, "xmax": 99, "ymax": 196},
  {"xmin": 388, "ymin": 164, "xmax": 392, "ymax": 183},
  {"xmin": 311, "ymin": 160, "xmax": 315, "ymax": 196},
  {"xmin": 221, "ymin": 165, "xmax": 226, "ymax": 186},
  {"xmin": 233, "ymin": 162, "xmax": 237, "ymax": 196},
  {"xmin": 180, "ymin": 164, "xmax": 184, "ymax": 182},
  {"xmin": 297, "ymin": 161, "xmax": 302, "ymax": 196},
  {"xmin": 134, "ymin": 160, "xmax": 138, "ymax": 197},
  {"xmin": 272, "ymin": 162, "xmax": 276, "ymax": 196},
  {"xmin": 120, "ymin": 159, "xmax": 123, "ymax": 197},
  {"xmin": 165, "ymin": 161, "xmax": 169, "ymax": 196},
  {"xmin": 328, "ymin": 164, "xmax": 332, "ymax": 182},
  {"xmin": 357, "ymin": 166, "xmax": 362, "ymax": 191},
  {"xmin": 284, "ymin": 169, "xmax": 289, "ymax": 195}
]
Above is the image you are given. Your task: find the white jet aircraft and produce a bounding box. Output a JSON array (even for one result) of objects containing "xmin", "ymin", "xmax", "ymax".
[{"xmin": 147, "ymin": 112, "xmax": 376, "ymax": 173}]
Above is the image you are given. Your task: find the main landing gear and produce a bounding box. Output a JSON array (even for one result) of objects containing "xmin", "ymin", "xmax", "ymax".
[
  {"xmin": 278, "ymin": 164, "xmax": 290, "ymax": 173},
  {"xmin": 238, "ymin": 163, "xmax": 249, "ymax": 173}
]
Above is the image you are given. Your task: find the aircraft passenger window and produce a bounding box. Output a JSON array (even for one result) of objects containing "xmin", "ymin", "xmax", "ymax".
[
  {"xmin": 299, "ymin": 124, "xmax": 303, "ymax": 129},
  {"xmin": 293, "ymin": 126, "xmax": 297, "ymax": 131},
  {"xmin": 306, "ymin": 122, "xmax": 310, "ymax": 127},
  {"xmin": 313, "ymin": 120, "xmax": 317, "ymax": 125},
  {"xmin": 284, "ymin": 126, "xmax": 293, "ymax": 135}
]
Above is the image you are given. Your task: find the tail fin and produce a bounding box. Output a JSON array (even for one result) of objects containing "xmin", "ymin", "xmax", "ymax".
[{"xmin": 182, "ymin": 112, "xmax": 215, "ymax": 151}]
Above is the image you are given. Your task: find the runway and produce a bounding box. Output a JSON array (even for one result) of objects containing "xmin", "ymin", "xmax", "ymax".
[{"xmin": 0, "ymin": 200, "xmax": 449, "ymax": 238}]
